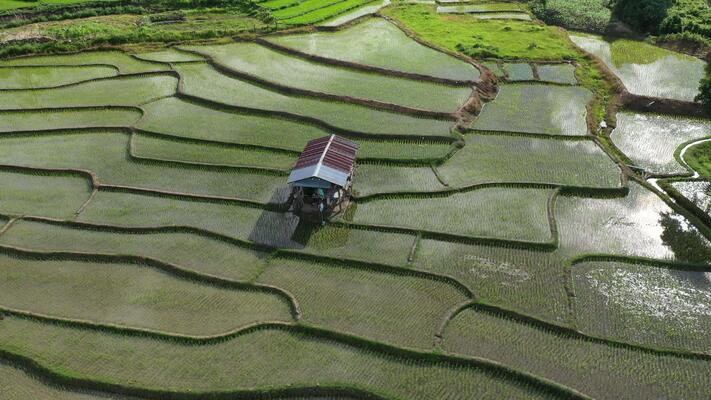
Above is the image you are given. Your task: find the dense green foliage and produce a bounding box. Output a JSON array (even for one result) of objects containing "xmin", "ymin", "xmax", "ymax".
[
  {"xmin": 531, "ymin": 0, "xmax": 612, "ymax": 33},
  {"xmin": 611, "ymin": 0, "xmax": 710, "ymax": 41},
  {"xmin": 685, "ymin": 140, "xmax": 711, "ymax": 178},
  {"xmin": 696, "ymin": 65, "xmax": 711, "ymax": 114}
]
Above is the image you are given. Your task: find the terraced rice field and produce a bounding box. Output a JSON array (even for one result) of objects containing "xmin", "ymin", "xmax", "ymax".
[
  {"xmin": 0, "ymin": 13, "xmax": 709, "ymax": 400},
  {"xmin": 569, "ymin": 34, "xmax": 706, "ymax": 102}
]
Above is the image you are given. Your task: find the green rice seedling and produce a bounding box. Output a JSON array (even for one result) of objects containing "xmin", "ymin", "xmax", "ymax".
[
  {"xmin": 413, "ymin": 240, "xmax": 569, "ymax": 323},
  {"xmin": 319, "ymin": 0, "xmax": 390, "ymax": 27},
  {"xmin": 181, "ymin": 43, "xmax": 472, "ymax": 113},
  {"xmin": 77, "ymin": 190, "xmax": 299, "ymax": 248},
  {"xmin": 668, "ymin": 180, "xmax": 711, "ymax": 215},
  {"xmin": 257, "ymin": 257, "xmax": 468, "ymax": 348},
  {"xmin": 0, "ymin": 363, "xmax": 115, "ymax": 400},
  {"xmin": 357, "ymin": 139, "xmax": 453, "ymax": 162},
  {"xmin": 137, "ymin": 97, "xmax": 330, "ymax": 151},
  {"xmin": 502, "ymin": 63, "xmax": 534, "ymax": 81},
  {"xmin": 574, "ymin": 260, "xmax": 711, "ymax": 353},
  {"xmin": 0, "ymin": 51, "xmax": 170, "ymax": 74},
  {"xmin": 0, "ymin": 219, "xmax": 270, "ymax": 282},
  {"xmin": 0, "ymin": 169, "xmax": 91, "ymax": 218},
  {"xmin": 0, "ymin": 316, "xmax": 561, "ymax": 399},
  {"xmin": 0, "ymin": 74, "xmax": 177, "ymax": 109},
  {"xmin": 295, "ymin": 225, "xmax": 414, "ymax": 266},
  {"xmin": 444, "ymin": 307, "xmax": 711, "ymax": 399},
  {"xmin": 174, "ymin": 63, "xmax": 455, "ymax": 137},
  {"xmin": 611, "ymin": 112, "xmax": 711, "ymax": 175},
  {"xmin": 354, "ymin": 164, "xmax": 445, "ymax": 196},
  {"xmin": 134, "ymin": 49, "xmax": 205, "ymax": 63},
  {"xmin": 438, "ymin": 134, "xmax": 622, "ymax": 189},
  {"xmin": 261, "ymin": 0, "xmax": 300, "ymax": 9},
  {"xmin": 280, "ymin": 0, "xmax": 377, "ymax": 25},
  {"xmin": 556, "ymin": 182, "xmax": 711, "ymax": 263},
  {"xmin": 0, "ymin": 253, "xmax": 292, "ymax": 336},
  {"xmin": 352, "ymin": 187, "xmax": 555, "ymax": 243},
  {"xmin": 0, "ymin": 130, "xmax": 289, "ymax": 204},
  {"xmin": 569, "ymin": 35, "xmax": 706, "ymax": 102},
  {"xmin": 536, "ymin": 63, "xmax": 577, "ymax": 85},
  {"xmin": 272, "ymin": 0, "xmax": 345, "ymax": 19},
  {"xmin": 268, "ymin": 18, "xmax": 480, "ymax": 82},
  {"xmin": 0, "ymin": 108, "xmax": 142, "ymax": 132},
  {"xmin": 0, "ymin": 65, "xmax": 117, "ymax": 89},
  {"xmin": 132, "ymin": 133, "xmax": 297, "ymax": 171},
  {"xmin": 471, "ymin": 84, "xmax": 592, "ymax": 135}
]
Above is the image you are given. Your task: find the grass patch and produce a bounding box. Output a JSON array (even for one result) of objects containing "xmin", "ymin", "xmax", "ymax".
[{"xmin": 685, "ymin": 140, "xmax": 711, "ymax": 179}]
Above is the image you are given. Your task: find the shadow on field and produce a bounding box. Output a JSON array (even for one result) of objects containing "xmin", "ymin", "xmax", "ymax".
[{"xmin": 247, "ymin": 189, "xmax": 318, "ymax": 249}]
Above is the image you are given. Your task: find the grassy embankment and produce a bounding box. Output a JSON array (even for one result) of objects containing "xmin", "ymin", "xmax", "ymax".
[
  {"xmin": 381, "ymin": 3, "xmax": 613, "ymax": 126},
  {"xmin": 685, "ymin": 141, "xmax": 711, "ymax": 179}
]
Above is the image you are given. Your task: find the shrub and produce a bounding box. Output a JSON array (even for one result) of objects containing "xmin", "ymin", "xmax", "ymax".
[
  {"xmin": 696, "ymin": 65, "xmax": 711, "ymax": 114},
  {"xmin": 611, "ymin": 0, "xmax": 672, "ymax": 33},
  {"xmin": 531, "ymin": 0, "xmax": 612, "ymax": 33}
]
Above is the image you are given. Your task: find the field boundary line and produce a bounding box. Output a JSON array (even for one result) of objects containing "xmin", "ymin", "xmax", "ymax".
[
  {"xmin": 0, "ymin": 70, "xmax": 179, "ymax": 93},
  {"xmin": 657, "ymin": 178, "xmax": 711, "ymax": 228},
  {"xmin": 455, "ymin": 302, "xmax": 711, "ymax": 360},
  {"xmin": 256, "ymin": 37, "xmax": 479, "ymax": 86},
  {"xmin": 0, "ymin": 315, "xmax": 593, "ymax": 400},
  {"xmin": 434, "ymin": 299, "xmax": 476, "ymax": 348},
  {"xmin": 0, "ymin": 243, "xmax": 302, "ymax": 321},
  {"xmin": 175, "ymin": 49, "xmax": 461, "ymax": 118},
  {"xmin": 175, "ymin": 91, "xmax": 457, "ymax": 143}
]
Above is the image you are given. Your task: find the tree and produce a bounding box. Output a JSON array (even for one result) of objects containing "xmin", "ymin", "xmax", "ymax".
[
  {"xmin": 696, "ymin": 65, "xmax": 711, "ymax": 115},
  {"xmin": 612, "ymin": 0, "xmax": 672, "ymax": 33}
]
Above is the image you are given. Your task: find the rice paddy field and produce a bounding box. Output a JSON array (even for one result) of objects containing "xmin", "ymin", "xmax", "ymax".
[{"xmin": 0, "ymin": 5, "xmax": 710, "ymax": 400}]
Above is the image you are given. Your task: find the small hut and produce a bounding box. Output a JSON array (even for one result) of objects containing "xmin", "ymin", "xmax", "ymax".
[{"xmin": 287, "ymin": 134, "xmax": 358, "ymax": 221}]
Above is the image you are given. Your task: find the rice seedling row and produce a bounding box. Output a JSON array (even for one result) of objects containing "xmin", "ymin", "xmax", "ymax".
[
  {"xmin": 443, "ymin": 306, "xmax": 711, "ymax": 399},
  {"xmin": 0, "ymin": 316, "xmax": 571, "ymax": 399},
  {"xmin": 0, "ymin": 130, "xmax": 290, "ymax": 204},
  {"xmin": 279, "ymin": 0, "xmax": 378, "ymax": 25},
  {"xmin": 349, "ymin": 186, "xmax": 556, "ymax": 243},
  {"xmin": 0, "ymin": 51, "xmax": 171, "ymax": 74},
  {"xmin": 272, "ymin": 0, "xmax": 348, "ymax": 20},
  {"xmin": 133, "ymin": 49, "xmax": 205, "ymax": 63},
  {"xmin": 256, "ymin": 257, "xmax": 469, "ymax": 348},
  {"xmin": 354, "ymin": 164, "xmax": 446, "ymax": 197},
  {"xmin": 0, "ymin": 362, "xmax": 119, "ymax": 400},
  {"xmin": 173, "ymin": 62, "xmax": 455, "ymax": 138},
  {"xmin": 0, "ymin": 108, "xmax": 142, "ymax": 132},
  {"xmin": 0, "ymin": 74, "xmax": 178, "ymax": 110},
  {"xmin": 0, "ymin": 169, "xmax": 92, "ymax": 219},
  {"xmin": 180, "ymin": 42, "xmax": 472, "ymax": 113},
  {"xmin": 471, "ymin": 84, "xmax": 592, "ymax": 136},
  {"xmin": 572, "ymin": 260, "xmax": 711, "ymax": 353},
  {"xmin": 666, "ymin": 180, "xmax": 711, "ymax": 217},
  {"xmin": 318, "ymin": 0, "xmax": 391, "ymax": 27},
  {"xmin": 0, "ymin": 251, "xmax": 293, "ymax": 336},
  {"xmin": 0, "ymin": 65, "xmax": 118, "ymax": 90},
  {"xmin": 266, "ymin": 18, "xmax": 480, "ymax": 82}
]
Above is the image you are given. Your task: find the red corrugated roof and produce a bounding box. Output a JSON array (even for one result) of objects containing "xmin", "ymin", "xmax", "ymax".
[{"xmin": 292, "ymin": 134, "xmax": 358, "ymax": 174}]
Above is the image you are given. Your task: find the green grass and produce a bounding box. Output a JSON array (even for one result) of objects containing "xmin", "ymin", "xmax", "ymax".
[
  {"xmin": 0, "ymin": 65, "xmax": 117, "ymax": 89},
  {"xmin": 444, "ymin": 306, "xmax": 711, "ymax": 399},
  {"xmin": 0, "ymin": 108, "xmax": 142, "ymax": 132},
  {"xmin": 0, "ymin": 169, "xmax": 91, "ymax": 219},
  {"xmin": 0, "ymin": 252, "xmax": 292, "ymax": 336},
  {"xmin": 471, "ymin": 84, "xmax": 592, "ymax": 136},
  {"xmin": 0, "ymin": 130, "xmax": 289, "ymax": 204},
  {"xmin": 0, "ymin": 219, "xmax": 271, "ymax": 282},
  {"xmin": 0, "ymin": 316, "xmax": 559, "ymax": 399},
  {"xmin": 437, "ymin": 134, "xmax": 622, "ymax": 189},
  {"xmin": 182, "ymin": 42, "xmax": 472, "ymax": 113},
  {"xmin": 685, "ymin": 140, "xmax": 711, "ymax": 179},
  {"xmin": 436, "ymin": 3, "xmax": 525, "ymax": 13},
  {"xmin": 174, "ymin": 62, "xmax": 455, "ymax": 138},
  {"xmin": 257, "ymin": 257, "xmax": 468, "ymax": 348},
  {"xmin": 0, "ymin": 74, "xmax": 177, "ymax": 109},
  {"xmin": 573, "ymin": 260, "xmax": 711, "ymax": 353},
  {"xmin": 351, "ymin": 187, "xmax": 555, "ymax": 242},
  {"xmin": 382, "ymin": 4, "xmax": 579, "ymax": 60},
  {"xmin": 611, "ymin": 112, "xmax": 711, "ymax": 175},
  {"xmin": 570, "ymin": 34, "xmax": 706, "ymax": 102},
  {"xmin": 268, "ymin": 17, "xmax": 480, "ymax": 82}
]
